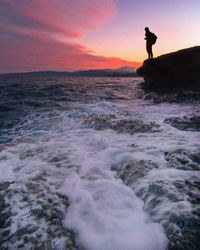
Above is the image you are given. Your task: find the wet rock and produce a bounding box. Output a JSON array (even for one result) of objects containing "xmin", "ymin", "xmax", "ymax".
[
  {"xmin": 113, "ymin": 160, "xmax": 158, "ymax": 186},
  {"xmin": 32, "ymin": 209, "xmax": 47, "ymax": 219},
  {"xmin": 144, "ymin": 91, "xmax": 200, "ymax": 103},
  {"xmin": 15, "ymin": 226, "xmax": 38, "ymax": 238},
  {"xmin": 164, "ymin": 116, "xmax": 200, "ymax": 131},
  {"xmin": 168, "ymin": 213, "xmax": 200, "ymax": 250},
  {"xmin": 83, "ymin": 114, "xmax": 160, "ymax": 134},
  {"xmin": 136, "ymin": 176, "xmax": 200, "ymax": 250},
  {"xmin": 164, "ymin": 149, "xmax": 200, "ymax": 171},
  {"xmin": 0, "ymin": 182, "xmax": 13, "ymax": 191},
  {"xmin": 23, "ymin": 235, "xmax": 29, "ymax": 243},
  {"xmin": 113, "ymin": 153, "xmax": 200, "ymax": 250},
  {"xmin": 83, "ymin": 114, "xmax": 115, "ymax": 130}
]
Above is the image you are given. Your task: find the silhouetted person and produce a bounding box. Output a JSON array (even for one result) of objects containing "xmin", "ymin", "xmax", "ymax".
[{"xmin": 144, "ymin": 27, "xmax": 157, "ymax": 59}]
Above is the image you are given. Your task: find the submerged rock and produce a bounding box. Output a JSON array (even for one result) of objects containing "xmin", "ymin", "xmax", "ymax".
[
  {"xmin": 113, "ymin": 151, "xmax": 200, "ymax": 250},
  {"xmin": 164, "ymin": 149, "xmax": 200, "ymax": 170},
  {"xmin": 0, "ymin": 179, "xmax": 77, "ymax": 250},
  {"xmin": 112, "ymin": 160, "xmax": 158, "ymax": 186},
  {"xmin": 137, "ymin": 46, "xmax": 200, "ymax": 93},
  {"xmin": 164, "ymin": 116, "xmax": 200, "ymax": 131}
]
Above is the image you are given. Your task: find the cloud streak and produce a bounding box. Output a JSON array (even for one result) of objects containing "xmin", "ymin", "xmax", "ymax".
[
  {"xmin": 0, "ymin": 0, "xmax": 140, "ymax": 73},
  {"xmin": 0, "ymin": 33, "xmax": 140, "ymax": 73}
]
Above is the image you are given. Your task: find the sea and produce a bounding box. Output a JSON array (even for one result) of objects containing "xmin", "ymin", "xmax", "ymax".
[{"xmin": 0, "ymin": 76, "xmax": 199, "ymax": 250}]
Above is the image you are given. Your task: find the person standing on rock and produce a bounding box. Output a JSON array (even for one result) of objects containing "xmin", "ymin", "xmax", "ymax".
[{"xmin": 144, "ymin": 27, "xmax": 157, "ymax": 59}]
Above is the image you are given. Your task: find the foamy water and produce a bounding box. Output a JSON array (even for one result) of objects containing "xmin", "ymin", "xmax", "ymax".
[{"xmin": 0, "ymin": 77, "xmax": 199, "ymax": 249}]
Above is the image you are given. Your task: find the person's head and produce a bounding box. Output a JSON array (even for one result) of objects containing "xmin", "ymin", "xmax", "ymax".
[{"xmin": 145, "ymin": 27, "xmax": 149, "ymax": 32}]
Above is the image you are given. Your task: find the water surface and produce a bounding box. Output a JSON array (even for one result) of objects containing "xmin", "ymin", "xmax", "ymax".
[{"xmin": 0, "ymin": 77, "xmax": 199, "ymax": 250}]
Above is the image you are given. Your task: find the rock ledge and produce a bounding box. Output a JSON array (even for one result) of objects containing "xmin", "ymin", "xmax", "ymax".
[{"xmin": 137, "ymin": 46, "xmax": 200, "ymax": 92}]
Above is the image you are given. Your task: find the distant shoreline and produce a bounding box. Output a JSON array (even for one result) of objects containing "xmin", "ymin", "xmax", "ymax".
[{"xmin": 0, "ymin": 67, "xmax": 140, "ymax": 78}]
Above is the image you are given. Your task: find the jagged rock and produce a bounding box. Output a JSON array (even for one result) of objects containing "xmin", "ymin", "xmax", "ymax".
[{"xmin": 137, "ymin": 46, "xmax": 200, "ymax": 92}]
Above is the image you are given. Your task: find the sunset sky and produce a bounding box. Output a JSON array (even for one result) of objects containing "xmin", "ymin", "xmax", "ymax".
[{"xmin": 0, "ymin": 0, "xmax": 199, "ymax": 73}]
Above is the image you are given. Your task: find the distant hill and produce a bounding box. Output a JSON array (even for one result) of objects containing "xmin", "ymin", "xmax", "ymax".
[{"xmin": 0, "ymin": 67, "xmax": 139, "ymax": 78}]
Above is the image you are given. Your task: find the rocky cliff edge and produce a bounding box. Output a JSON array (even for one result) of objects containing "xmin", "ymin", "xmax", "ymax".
[{"xmin": 137, "ymin": 46, "xmax": 200, "ymax": 92}]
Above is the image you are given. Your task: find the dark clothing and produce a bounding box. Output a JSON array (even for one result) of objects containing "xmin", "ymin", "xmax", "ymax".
[
  {"xmin": 145, "ymin": 30, "xmax": 153, "ymax": 59},
  {"xmin": 146, "ymin": 41, "xmax": 153, "ymax": 58}
]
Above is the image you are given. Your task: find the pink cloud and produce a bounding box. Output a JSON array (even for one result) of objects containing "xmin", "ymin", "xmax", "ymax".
[
  {"xmin": 1, "ymin": 0, "xmax": 117, "ymax": 37},
  {"xmin": 0, "ymin": 0, "xmax": 140, "ymax": 73},
  {"xmin": 0, "ymin": 34, "xmax": 140, "ymax": 73}
]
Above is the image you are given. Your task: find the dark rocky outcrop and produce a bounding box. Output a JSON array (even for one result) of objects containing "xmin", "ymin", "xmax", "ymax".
[{"xmin": 137, "ymin": 46, "xmax": 200, "ymax": 92}]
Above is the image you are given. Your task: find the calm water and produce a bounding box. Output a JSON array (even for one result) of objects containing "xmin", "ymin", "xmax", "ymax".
[{"xmin": 0, "ymin": 77, "xmax": 199, "ymax": 250}]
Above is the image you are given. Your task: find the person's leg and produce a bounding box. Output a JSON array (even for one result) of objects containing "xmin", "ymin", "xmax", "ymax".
[
  {"xmin": 146, "ymin": 44, "xmax": 149, "ymax": 59},
  {"xmin": 150, "ymin": 45, "xmax": 153, "ymax": 58},
  {"xmin": 147, "ymin": 44, "xmax": 151, "ymax": 59}
]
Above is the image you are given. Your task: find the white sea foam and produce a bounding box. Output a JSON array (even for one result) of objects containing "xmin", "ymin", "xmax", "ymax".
[{"xmin": 60, "ymin": 171, "xmax": 167, "ymax": 250}]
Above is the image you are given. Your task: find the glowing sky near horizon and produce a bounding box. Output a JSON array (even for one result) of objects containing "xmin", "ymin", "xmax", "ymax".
[{"xmin": 0, "ymin": 0, "xmax": 199, "ymax": 73}]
